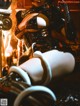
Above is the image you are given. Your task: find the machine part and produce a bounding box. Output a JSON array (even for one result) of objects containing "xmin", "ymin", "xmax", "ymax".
[
  {"xmin": 0, "ymin": 74, "xmax": 30, "ymax": 95},
  {"xmin": 9, "ymin": 66, "xmax": 31, "ymax": 85},
  {"xmin": 18, "ymin": 13, "xmax": 39, "ymax": 31},
  {"xmin": 0, "ymin": 67, "xmax": 57, "ymax": 106},
  {"xmin": 14, "ymin": 85, "xmax": 56, "ymax": 106},
  {"xmin": 33, "ymin": 51, "xmax": 52, "ymax": 85},
  {"xmin": 0, "ymin": 9, "xmax": 12, "ymax": 14},
  {"xmin": 9, "ymin": 51, "xmax": 52, "ymax": 85},
  {"xmin": 2, "ymin": 16, "xmax": 12, "ymax": 30},
  {"xmin": 0, "ymin": 0, "xmax": 11, "ymax": 9}
]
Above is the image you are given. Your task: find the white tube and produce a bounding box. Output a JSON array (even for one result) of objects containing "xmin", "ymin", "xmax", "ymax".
[
  {"xmin": 33, "ymin": 51, "xmax": 52, "ymax": 85},
  {"xmin": 19, "ymin": 50, "xmax": 75, "ymax": 83},
  {"xmin": 14, "ymin": 86, "xmax": 57, "ymax": 106},
  {"xmin": 9, "ymin": 66, "xmax": 31, "ymax": 85}
]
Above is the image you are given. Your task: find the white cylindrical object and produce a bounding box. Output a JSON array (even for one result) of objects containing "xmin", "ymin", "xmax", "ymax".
[
  {"xmin": 19, "ymin": 50, "xmax": 75, "ymax": 84},
  {"xmin": 42, "ymin": 50, "xmax": 75, "ymax": 77}
]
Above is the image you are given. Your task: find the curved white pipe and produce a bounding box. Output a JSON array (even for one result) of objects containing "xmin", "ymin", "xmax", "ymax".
[
  {"xmin": 33, "ymin": 51, "xmax": 52, "ymax": 85},
  {"xmin": 9, "ymin": 66, "xmax": 31, "ymax": 85},
  {"xmin": 14, "ymin": 86, "xmax": 57, "ymax": 106}
]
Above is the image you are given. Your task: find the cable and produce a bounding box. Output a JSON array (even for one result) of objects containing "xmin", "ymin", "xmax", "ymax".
[
  {"xmin": 33, "ymin": 51, "xmax": 52, "ymax": 85},
  {"xmin": 9, "ymin": 66, "xmax": 31, "ymax": 86},
  {"xmin": 14, "ymin": 85, "xmax": 56, "ymax": 106}
]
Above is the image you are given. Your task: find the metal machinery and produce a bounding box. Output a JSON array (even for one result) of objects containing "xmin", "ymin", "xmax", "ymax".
[
  {"xmin": 0, "ymin": 0, "xmax": 80, "ymax": 106},
  {"xmin": 0, "ymin": 4, "xmax": 57, "ymax": 106}
]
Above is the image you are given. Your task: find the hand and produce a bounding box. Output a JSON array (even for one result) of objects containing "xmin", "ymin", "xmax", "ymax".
[{"xmin": 0, "ymin": 0, "xmax": 12, "ymax": 9}]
